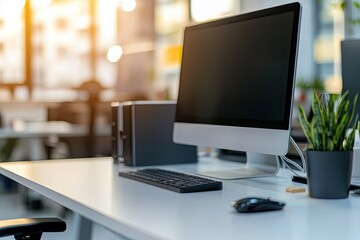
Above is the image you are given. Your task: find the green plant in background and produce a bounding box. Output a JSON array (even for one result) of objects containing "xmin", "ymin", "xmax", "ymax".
[
  {"xmin": 336, "ymin": 0, "xmax": 360, "ymax": 25},
  {"xmin": 296, "ymin": 77, "xmax": 325, "ymax": 92},
  {"xmin": 298, "ymin": 90, "xmax": 359, "ymax": 151},
  {"xmin": 317, "ymin": 0, "xmax": 360, "ymax": 25}
]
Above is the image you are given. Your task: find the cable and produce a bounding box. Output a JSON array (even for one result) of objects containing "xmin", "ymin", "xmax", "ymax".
[
  {"xmin": 278, "ymin": 136, "xmax": 307, "ymax": 176},
  {"xmin": 280, "ymin": 155, "xmax": 303, "ymax": 172},
  {"xmin": 290, "ymin": 136, "xmax": 307, "ymax": 172},
  {"xmin": 280, "ymin": 157, "xmax": 303, "ymax": 176}
]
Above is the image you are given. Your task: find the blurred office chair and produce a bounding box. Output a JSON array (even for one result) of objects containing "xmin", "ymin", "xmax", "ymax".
[
  {"xmin": 47, "ymin": 101, "xmax": 89, "ymax": 158},
  {"xmin": 0, "ymin": 218, "xmax": 66, "ymax": 240}
]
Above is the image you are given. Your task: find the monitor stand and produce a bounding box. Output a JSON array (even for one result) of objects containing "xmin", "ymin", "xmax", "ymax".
[{"xmin": 199, "ymin": 152, "xmax": 280, "ymax": 180}]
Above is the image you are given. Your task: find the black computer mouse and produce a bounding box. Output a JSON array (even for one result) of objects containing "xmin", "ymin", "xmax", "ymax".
[{"xmin": 232, "ymin": 197, "xmax": 285, "ymax": 213}]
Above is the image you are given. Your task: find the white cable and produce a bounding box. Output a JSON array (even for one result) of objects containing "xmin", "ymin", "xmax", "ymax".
[
  {"xmin": 281, "ymin": 155, "xmax": 303, "ymax": 171},
  {"xmin": 289, "ymin": 136, "xmax": 307, "ymax": 172},
  {"xmin": 281, "ymin": 157, "xmax": 303, "ymax": 176},
  {"xmin": 278, "ymin": 136, "xmax": 307, "ymax": 176},
  {"xmin": 280, "ymin": 155, "xmax": 303, "ymax": 172}
]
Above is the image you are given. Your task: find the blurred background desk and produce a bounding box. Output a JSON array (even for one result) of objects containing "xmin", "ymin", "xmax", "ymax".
[
  {"xmin": 0, "ymin": 100, "xmax": 115, "ymax": 160},
  {"xmin": 0, "ymin": 121, "xmax": 111, "ymax": 160},
  {"xmin": 0, "ymin": 96, "xmax": 147, "ymax": 160}
]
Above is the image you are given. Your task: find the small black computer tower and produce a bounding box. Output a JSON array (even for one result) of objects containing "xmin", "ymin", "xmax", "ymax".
[{"xmin": 111, "ymin": 101, "xmax": 197, "ymax": 166}]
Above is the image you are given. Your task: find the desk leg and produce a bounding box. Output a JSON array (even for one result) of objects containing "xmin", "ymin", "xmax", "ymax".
[
  {"xmin": 26, "ymin": 138, "xmax": 45, "ymax": 209},
  {"xmin": 73, "ymin": 213, "xmax": 93, "ymax": 240},
  {"xmin": 29, "ymin": 137, "xmax": 45, "ymax": 160}
]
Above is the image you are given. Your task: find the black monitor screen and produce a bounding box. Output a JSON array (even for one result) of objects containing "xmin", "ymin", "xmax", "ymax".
[{"xmin": 176, "ymin": 3, "xmax": 300, "ymax": 130}]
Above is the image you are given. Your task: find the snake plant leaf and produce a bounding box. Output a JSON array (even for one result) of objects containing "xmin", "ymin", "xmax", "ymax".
[
  {"xmin": 312, "ymin": 91, "xmax": 326, "ymax": 134},
  {"xmin": 344, "ymin": 94, "xmax": 359, "ymax": 131},
  {"xmin": 337, "ymin": 100, "xmax": 350, "ymax": 124},
  {"xmin": 298, "ymin": 105, "xmax": 313, "ymax": 146},
  {"xmin": 298, "ymin": 90, "xmax": 359, "ymax": 152},
  {"xmin": 334, "ymin": 113, "xmax": 350, "ymax": 149},
  {"xmin": 344, "ymin": 129, "xmax": 355, "ymax": 151},
  {"xmin": 311, "ymin": 118, "xmax": 321, "ymax": 150},
  {"xmin": 329, "ymin": 94, "xmax": 336, "ymax": 113},
  {"xmin": 328, "ymin": 108, "xmax": 335, "ymax": 137},
  {"xmin": 344, "ymin": 114, "xmax": 359, "ymax": 151},
  {"xmin": 327, "ymin": 138, "xmax": 334, "ymax": 151},
  {"xmin": 336, "ymin": 91, "xmax": 349, "ymax": 120},
  {"xmin": 327, "ymin": 94, "xmax": 337, "ymax": 137},
  {"xmin": 316, "ymin": 92, "xmax": 330, "ymax": 149}
]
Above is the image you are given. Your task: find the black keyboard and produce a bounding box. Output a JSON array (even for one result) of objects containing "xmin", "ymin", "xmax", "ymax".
[{"xmin": 119, "ymin": 168, "xmax": 222, "ymax": 193}]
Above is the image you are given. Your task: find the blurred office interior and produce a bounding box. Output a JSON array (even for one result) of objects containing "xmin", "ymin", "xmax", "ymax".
[{"xmin": 1, "ymin": 0, "xmax": 360, "ymax": 238}]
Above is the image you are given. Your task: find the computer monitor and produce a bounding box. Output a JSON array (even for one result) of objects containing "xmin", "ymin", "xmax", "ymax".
[
  {"xmin": 173, "ymin": 3, "xmax": 302, "ymax": 179},
  {"xmin": 341, "ymin": 39, "xmax": 360, "ymax": 117}
]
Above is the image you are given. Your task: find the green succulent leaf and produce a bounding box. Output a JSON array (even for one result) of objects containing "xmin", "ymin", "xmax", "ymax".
[
  {"xmin": 298, "ymin": 105, "xmax": 313, "ymax": 146},
  {"xmin": 344, "ymin": 114, "xmax": 359, "ymax": 151},
  {"xmin": 345, "ymin": 94, "xmax": 359, "ymax": 131},
  {"xmin": 299, "ymin": 90, "xmax": 359, "ymax": 152},
  {"xmin": 312, "ymin": 92, "xmax": 326, "ymax": 134},
  {"xmin": 311, "ymin": 118, "xmax": 322, "ymax": 150},
  {"xmin": 336, "ymin": 91, "xmax": 349, "ymax": 121}
]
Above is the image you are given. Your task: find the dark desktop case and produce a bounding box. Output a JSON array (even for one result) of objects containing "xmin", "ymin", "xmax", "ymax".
[{"xmin": 111, "ymin": 101, "xmax": 197, "ymax": 166}]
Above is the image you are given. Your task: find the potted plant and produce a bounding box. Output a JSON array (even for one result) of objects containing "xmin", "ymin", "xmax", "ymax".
[{"xmin": 298, "ymin": 90, "xmax": 359, "ymax": 199}]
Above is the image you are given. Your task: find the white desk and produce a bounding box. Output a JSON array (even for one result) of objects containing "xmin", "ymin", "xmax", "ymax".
[{"xmin": 1, "ymin": 157, "xmax": 360, "ymax": 240}]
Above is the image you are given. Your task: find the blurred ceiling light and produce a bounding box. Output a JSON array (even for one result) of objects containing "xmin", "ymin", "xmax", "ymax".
[
  {"xmin": 117, "ymin": 0, "xmax": 136, "ymax": 12},
  {"xmin": 107, "ymin": 45, "xmax": 123, "ymax": 63},
  {"xmin": 191, "ymin": 0, "xmax": 234, "ymax": 22}
]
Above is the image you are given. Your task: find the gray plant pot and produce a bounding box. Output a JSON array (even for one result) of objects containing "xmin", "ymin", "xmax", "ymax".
[{"xmin": 306, "ymin": 150, "xmax": 353, "ymax": 199}]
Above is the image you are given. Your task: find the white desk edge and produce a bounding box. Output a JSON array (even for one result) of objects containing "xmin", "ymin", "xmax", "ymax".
[{"xmin": 1, "ymin": 157, "xmax": 360, "ymax": 240}]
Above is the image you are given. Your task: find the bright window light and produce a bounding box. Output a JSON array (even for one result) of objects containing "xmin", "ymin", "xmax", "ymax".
[
  {"xmin": 0, "ymin": 0, "xmax": 25, "ymax": 16},
  {"xmin": 32, "ymin": 0, "xmax": 52, "ymax": 8},
  {"xmin": 191, "ymin": 0, "xmax": 235, "ymax": 22},
  {"xmin": 119, "ymin": 0, "xmax": 136, "ymax": 12}
]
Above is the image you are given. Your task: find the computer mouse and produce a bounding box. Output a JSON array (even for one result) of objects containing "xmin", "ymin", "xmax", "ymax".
[{"xmin": 232, "ymin": 197, "xmax": 285, "ymax": 213}]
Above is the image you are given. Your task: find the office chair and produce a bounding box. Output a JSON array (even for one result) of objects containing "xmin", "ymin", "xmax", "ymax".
[{"xmin": 0, "ymin": 218, "xmax": 66, "ymax": 240}]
